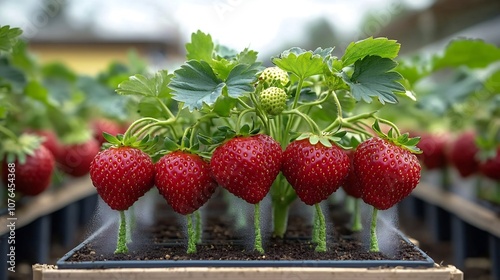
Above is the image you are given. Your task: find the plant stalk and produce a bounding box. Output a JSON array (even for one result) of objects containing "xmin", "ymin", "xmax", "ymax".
[
  {"xmin": 352, "ymin": 198, "xmax": 363, "ymax": 232},
  {"xmin": 272, "ymin": 202, "xmax": 290, "ymax": 238},
  {"xmin": 254, "ymin": 202, "xmax": 264, "ymax": 254},
  {"xmin": 187, "ymin": 214, "xmax": 197, "ymax": 254},
  {"xmin": 114, "ymin": 211, "xmax": 128, "ymax": 254},
  {"xmin": 370, "ymin": 207, "xmax": 379, "ymax": 252},
  {"xmin": 314, "ymin": 203, "xmax": 327, "ymax": 252},
  {"xmin": 195, "ymin": 210, "xmax": 202, "ymax": 244}
]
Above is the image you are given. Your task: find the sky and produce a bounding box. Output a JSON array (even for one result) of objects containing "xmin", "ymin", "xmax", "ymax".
[{"xmin": 0, "ymin": 0, "xmax": 435, "ymax": 54}]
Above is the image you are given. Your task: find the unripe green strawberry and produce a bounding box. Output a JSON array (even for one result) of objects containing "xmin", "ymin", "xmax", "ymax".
[
  {"xmin": 258, "ymin": 66, "xmax": 289, "ymax": 87},
  {"xmin": 260, "ymin": 87, "xmax": 287, "ymax": 115}
]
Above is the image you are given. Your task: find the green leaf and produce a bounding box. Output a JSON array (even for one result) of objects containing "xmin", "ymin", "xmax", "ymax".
[
  {"xmin": 137, "ymin": 96, "xmax": 166, "ymax": 118},
  {"xmin": 170, "ymin": 60, "xmax": 258, "ymax": 111},
  {"xmin": 116, "ymin": 70, "xmax": 172, "ymax": 98},
  {"xmin": 0, "ymin": 64, "xmax": 26, "ymax": 88},
  {"xmin": 236, "ymin": 48, "xmax": 258, "ymax": 65},
  {"xmin": 272, "ymin": 47, "xmax": 326, "ymax": 79},
  {"xmin": 170, "ymin": 60, "xmax": 223, "ymax": 111},
  {"xmin": 0, "ymin": 25, "xmax": 22, "ymax": 53},
  {"xmin": 342, "ymin": 56, "xmax": 404, "ymax": 104},
  {"xmin": 24, "ymin": 81, "xmax": 48, "ymax": 103},
  {"xmin": 342, "ymin": 37, "xmax": 400, "ymax": 67},
  {"xmin": 433, "ymin": 39, "xmax": 500, "ymax": 70},
  {"xmin": 186, "ymin": 30, "xmax": 214, "ymax": 62},
  {"xmin": 212, "ymin": 95, "xmax": 237, "ymax": 117},
  {"xmin": 225, "ymin": 63, "xmax": 259, "ymax": 98}
]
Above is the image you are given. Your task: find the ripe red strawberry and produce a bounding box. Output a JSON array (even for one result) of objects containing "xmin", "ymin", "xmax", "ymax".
[
  {"xmin": 2, "ymin": 145, "xmax": 55, "ymax": 196},
  {"xmin": 282, "ymin": 139, "xmax": 350, "ymax": 205},
  {"xmin": 354, "ymin": 137, "xmax": 421, "ymax": 210},
  {"xmin": 26, "ymin": 129, "xmax": 61, "ymax": 158},
  {"xmin": 90, "ymin": 146, "xmax": 155, "ymax": 211},
  {"xmin": 447, "ymin": 131, "xmax": 479, "ymax": 178},
  {"xmin": 342, "ymin": 151, "xmax": 362, "ymax": 199},
  {"xmin": 210, "ymin": 134, "xmax": 282, "ymax": 204},
  {"xmin": 155, "ymin": 151, "xmax": 217, "ymax": 215},
  {"xmin": 416, "ymin": 133, "xmax": 449, "ymax": 170},
  {"xmin": 57, "ymin": 138, "xmax": 100, "ymax": 177},
  {"xmin": 480, "ymin": 146, "xmax": 500, "ymax": 181},
  {"xmin": 91, "ymin": 118, "xmax": 125, "ymax": 145}
]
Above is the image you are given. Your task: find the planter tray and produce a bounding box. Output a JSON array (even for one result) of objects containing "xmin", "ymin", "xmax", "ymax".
[{"xmin": 56, "ymin": 224, "xmax": 435, "ymax": 269}]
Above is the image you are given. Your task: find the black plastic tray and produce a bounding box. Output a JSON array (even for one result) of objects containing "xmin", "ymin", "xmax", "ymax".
[{"xmin": 56, "ymin": 223, "xmax": 435, "ymax": 269}]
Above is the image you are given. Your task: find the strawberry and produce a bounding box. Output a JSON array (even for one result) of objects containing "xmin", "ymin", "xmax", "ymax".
[
  {"xmin": 25, "ymin": 129, "xmax": 61, "ymax": 158},
  {"xmin": 260, "ymin": 87, "xmax": 287, "ymax": 115},
  {"xmin": 57, "ymin": 138, "xmax": 100, "ymax": 177},
  {"xmin": 210, "ymin": 134, "xmax": 282, "ymax": 204},
  {"xmin": 480, "ymin": 146, "xmax": 500, "ymax": 181},
  {"xmin": 447, "ymin": 131, "xmax": 479, "ymax": 178},
  {"xmin": 2, "ymin": 145, "xmax": 55, "ymax": 196},
  {"xmin": 258, "ymin": 66, "xmax": 289, "ymax": 87},
  {"xmin": 89, "ymin": 146, "xmax": 155, "ymax": 211},
  {"xmin": 91, "ymin": 118, "xmax": 125, "ymax": 146},
  {"xmin": 155, "ymin": 151, "xmax": 217, "ymax": 215},
  {"xmin": 282, "ymin": 139, "xmax": 350, "ymax": 205},
  {"xmin": 354, "ymin": 137, "xmax": 421, "ymax": 210},
  {"xmin": 416, "ymin": 133, "xmax": 449, "ymax": 170},
  {"xmin": 341, "ymin": 151, "xmax": 362, "ymax": 199}
]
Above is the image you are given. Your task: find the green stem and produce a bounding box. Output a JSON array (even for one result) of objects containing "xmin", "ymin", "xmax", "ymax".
[
  {"xmin": 314, "ymin": 203, "xmax": 327, "ymax": 252},
  {"xmin": 123, "ymin": 117, "xmax": 159, "ymax": 140},
  {"xmin": 187, "ymin": 214, "xmax": 197, "ymax": 254},
  {"xmin": 114, "ymin": 211, "xmax": 128, "ymax": 254},
  {"xmin": 254, "ymin": 202, "xmax": 264, "ymax": 254},
  {"xmin": 134, "ymin": 119, "xmax": 176, "ymax": 139},
  {"xmin": 370, "ymin": 207, "xmax": 379, "ymax": 252},
  {"xmin": 312, "ymin": 209, "xmax": 320, "ymax": 243},
  {"xmin": 295, "ymin": 91, "xmax": 332, "ymax": 111},
  {"xmin": 237, "ymin": 97, "xmax": 252, "ymax": 109},
  {"xmin": 272, "ymin": 204, "xmax": 290, "ymax": 238},
  {"xmin": 236, "ymin": 108, "xmax": 257, "ymax": 132},
  {"xmin": 125, "ymin": 210, "xmax": 133, "ymax": 244},
  {"xmin": 375, "ymin": 117, "xmax": 401, "ymax": 136},
  {"xmin": 282, "ymin": 109, "xmax": 322, "ymax": 135},
  {"xmin": 155, "ymin": 96, "xmax": 175, "ymax": 119},
  {"xmin": 324, "ymin": 111, "xmax": 376, "ymax": 132},
  {"xmin": 331, "ymin": 90, "xmax": 343, "ymax": 121},
  {"xmin": 195, "ymin": 210, "xmax": 202, "ymax": 244},
  {"xmin": 282, "ymin": 77, "xmax": 305, "ymax": 144},
  {"xmin": 352, "ymin": 199, "xmax": 363, "ymax": 232}
]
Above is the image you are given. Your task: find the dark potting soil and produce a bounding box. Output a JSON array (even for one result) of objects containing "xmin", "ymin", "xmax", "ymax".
[{"xmin": 66, "ymin": 196, "xmax": 429, "ymax": 263}]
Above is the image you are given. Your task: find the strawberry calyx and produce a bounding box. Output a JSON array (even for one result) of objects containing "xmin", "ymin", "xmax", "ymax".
[
  {"xmin": 0, "ymin": 132, "xmax": 44, "ymax": 164},
  {"xmin": 371, "ymin": 120, "xmax": 421, "ymax": 154},
  {"xmin": 295, "ymin": 130, "xmax": 349, "ymax": 149},
  {"xmin": 102, "ymin": 132, "xmax": 159, "ymax": 155}
]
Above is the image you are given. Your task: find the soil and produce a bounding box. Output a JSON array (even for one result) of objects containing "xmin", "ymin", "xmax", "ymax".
[{"xmin": 65, "ymin": 194, "xmax": 429, "ymax": 263}]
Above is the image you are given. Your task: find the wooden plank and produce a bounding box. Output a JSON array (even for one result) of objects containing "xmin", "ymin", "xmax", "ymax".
[
  {"xmin": 411, "ymin": 183, "xmax": 500, "ymax": 238},
  {"xmin": 32, "ymin": 264, "xmax": 463, "ymax": 280},
  {"xmin": 0, "ymin": 177, "xmax": 96, "ymax": 235}
]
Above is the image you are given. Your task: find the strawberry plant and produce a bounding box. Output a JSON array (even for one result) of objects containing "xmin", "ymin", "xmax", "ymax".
[
  {"xmin": 394, "ymin": 39, "xmax": 500, "ymax": 202},
  {"xmin": 94, "ymin": 30, "xmax": 424, "ymax": 255}
]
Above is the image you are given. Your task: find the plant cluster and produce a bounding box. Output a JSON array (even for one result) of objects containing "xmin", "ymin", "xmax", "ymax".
[
  {"xmin": 393, "ymin": 39, "xmax": 500, "ymax": 202},
  {"xmin": 88, "ymin": 30, "xmax": 425, "ymax": 254},
  {"xmin": 0, "ymin": 25, "xmax": 147, "ymax": 199}
]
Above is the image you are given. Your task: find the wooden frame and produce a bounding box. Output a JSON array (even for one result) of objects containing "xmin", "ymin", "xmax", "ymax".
[{"xmin": 33, "ymin": 264, "xmax": 463, "ymax": 280}]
